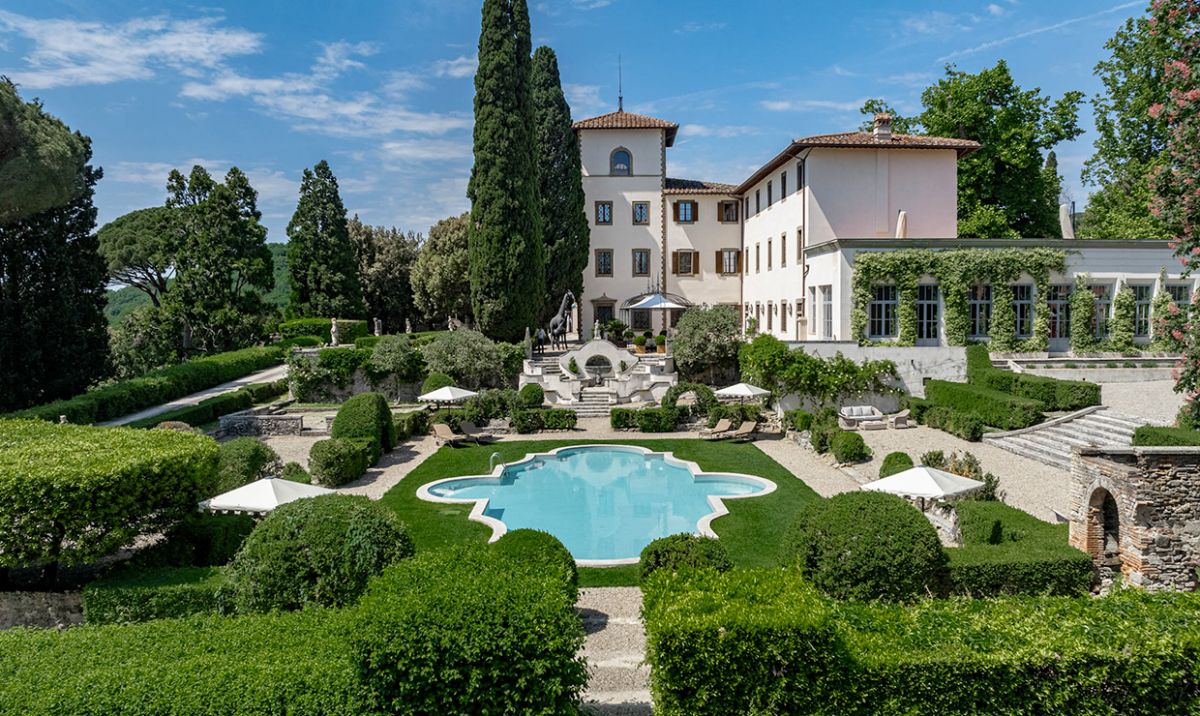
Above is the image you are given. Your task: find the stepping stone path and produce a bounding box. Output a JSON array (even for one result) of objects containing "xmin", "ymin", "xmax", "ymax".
[{"xmin": 577, "ymin": 587, "xmax": 652, "ymax": 715}]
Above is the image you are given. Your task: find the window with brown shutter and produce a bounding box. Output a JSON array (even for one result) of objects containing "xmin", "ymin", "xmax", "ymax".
[
  {"xmin": 671, "ymin": 251, "xmax": 679, "ymax": 275},
  {"xmin": 715, "ymin": 251, "xmax": 722, "ymax": 274}
]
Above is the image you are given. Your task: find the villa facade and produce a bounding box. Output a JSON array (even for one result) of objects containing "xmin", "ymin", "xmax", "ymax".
[{"xmin": 572, "ymin": 110, "xmax": 1188, "ymax": 350}]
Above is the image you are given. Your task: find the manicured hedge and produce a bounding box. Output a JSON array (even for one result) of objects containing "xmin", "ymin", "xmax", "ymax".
[
  {"xmin": 83, "ymin": 566, "xmax": 227, "ymax": 624},
  {"xmin": 128, "ymin": 513, "xmax": 256, "ymax": 569},
  {"xmin": 0, "ymin": 608, "xmax": 368, "ymax": 715},
  {"xmin": 308, "ymin": 438, "xmax": 373, "ymax": 486},
  {"xmin": 644, "ymin": 568, "xmax": 1200, "ymax": 716},
  {"xmin": 8, "ymin": 346, "xmax": 284, "ymax": 424},
  {"xmin": 966, "ymin": 344, "xmax": 1100, "ymax": 411},
  {"xmin": 922, "ymin": 405, "xmax": 985, "ymax": 441},
  {"xmin": 394, "ymin": 410, "xmax": 429, "ymax": 439},
  {"xmin": 429, "ymin": 408, "xmax": 467, "ymax": 431},
  {"xmin": 128, "ymin": 389, "xmax": 250, "ymax": 429},
  {"xmin": 491, "ymin": 528, "xmax": 578, "ymax": 603},
  {"xmin": 784, "ymin": 492, "xmax": 946, "ymax": 602},
  {"xmin": 421, "ymin": 371, "xmax": 454, "ymax": 395},
  {"xmin": 879, "ymin": 451, "xmax": 913, "ymax": 478},
  {"xmin": 331, "ymin": 392, "xmax": 396, "ymax": 464},
  {"xmin": 945, "ymin": 501, "xmax": 1093, "ymax": 597},
  {"xmin": 349, "ymin": 548, "xmax": 587, "ymax": 714},
  {"xmin": 0, "ymin": 420, "xmax": 219, "ymax": 570},
  {"xmin": 661, "ymin": 382, "xmax": 718, "ymax": 416},
  {"xmin": 925, "ymin": 379, "xmax": 1043, "ymax": 430},
  {"xmin": 610, "ymin": 407, "xmax": 680, "ymax": 432},
  {"xmin": 279, "ymin": 318, "xmax": 369, "ymax": 344},
  {"xmin": 784, "ymin": 409, "xmax": 814, "ymax": 431},
  {"xmin": 517, "ymin": 383, "xmax": 545, "ymax": 409},
  {"xmin": 640, "ymin": 534, "xmax": 732, "ymax": 582},
  {"xmin": 277, "ymin": 334, "xmax": 323, "ymax": 350},
  {"xmin": 225, "ymin": 494, "xmax": 414, "ymax": 613},
  {"xmin": 831, "ymin": 431, "xmax": 870, "ymax": 463},
  {"xmin": 216, "ymin": 437, "xmax": 281, "ymax": 494},
  {"xmin": 1133, "ymin": 425, "xmax": 1200, "ymax": 447},
  {"xmin": 511, "ymin": 408, "xmax": 578, "ymax": 433},
  {"xmin": 0, "ymin": 548, "xmax": 587, "ymax": 715}
]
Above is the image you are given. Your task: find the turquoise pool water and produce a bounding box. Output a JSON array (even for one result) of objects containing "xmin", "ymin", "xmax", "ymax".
[{"xmin": 423, "ymin": 446, "xmax": 771, "ymax": 562}]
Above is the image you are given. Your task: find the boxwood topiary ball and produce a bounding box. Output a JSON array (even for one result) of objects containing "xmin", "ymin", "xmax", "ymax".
[
  {"xmin": 783, "ymin": 491, "xmax": 946, "ymax": 602},
  {"xmin": 491, "ymin": 528, "xmax": 578, "ymax": 602},
  {"xmin": 225, "ymin": 494, "xmax": 414, "ymax": 613},
  {"xmin": 639, "ymin": 533, "xmax": 732, "ymax": 582}
]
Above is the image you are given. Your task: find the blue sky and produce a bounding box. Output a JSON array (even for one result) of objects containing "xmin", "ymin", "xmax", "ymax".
[{"xmin": 0, "ymin": 0, "xmax": 1148, "ymax": 241}]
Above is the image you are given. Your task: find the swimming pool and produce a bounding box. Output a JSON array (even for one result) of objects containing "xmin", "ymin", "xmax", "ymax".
[{"xmin": 417, "ymin": 445, "xmax": 776, "ymax": 565}]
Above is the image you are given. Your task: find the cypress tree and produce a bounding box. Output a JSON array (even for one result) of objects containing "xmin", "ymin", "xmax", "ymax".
[
  {"xmin": 531, "ymin": 46, "xmax": 589, "ymax": 325},
  {"xmin": 0, "ymin": 146, "xmax": 109, "ymax": 411},
  {"xmin": 468, "ymin": 0, "xmax": 544, "ymax": 341},
  {"xmin": 287, "ymin": 160, "xmax": 364, "ymax": 319}
]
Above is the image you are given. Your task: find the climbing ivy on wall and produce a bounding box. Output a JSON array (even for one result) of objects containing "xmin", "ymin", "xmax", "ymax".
[
  {"xmin": 851, "ymin": 248, "xmax": 1067, "ymax": 350},
  {"xmin": 1069, "ymin": 275, "xmax": 1096, "ymax": 353}
]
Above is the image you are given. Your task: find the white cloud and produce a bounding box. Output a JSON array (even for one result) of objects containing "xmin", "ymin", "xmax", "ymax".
[
  {"xmin": 761, "ymin": 98, "xmax": 869, "ymax": 113},
  {"xmin": 940, "ymin": 1, "xmax": 1144, "ymax": 61},
  {"xmin": 679, "ymin": 124, "xmax": 758, "ymax": 139},
  {"xmin": 432, "ymin": 54, "xmax": 477, "ymax": 78},
  {"xmin": 564, "ymin": 83, "xmax": 607, "ymax": 115},
  {"xmin": 0, "ymin": 11, "xmax": 261, "ymax": 88},
  {"xmin": 987, "ymin": 3, "xmax": 1006, "ymax": 17},
  {"xmin": 383, "ymin": 70, "xmax": 427, "ymax": 97},
  {"xmin": 312, "ymin": 41, "xmax": 376, "ymax": 80},
  {"xmin": 108, "ymin": 158, "xmax": 229, "ymax": 186},
  {"xmin": 380, "ymin": 139, "xmax": 472, "ymax": 162},
  {"xmin": 883, "ymin": 71, "xmax": 934, "ymax": 88},
  {"xmin": 900, "ymin": 10, "xmax": 973, "ymax": 36}
]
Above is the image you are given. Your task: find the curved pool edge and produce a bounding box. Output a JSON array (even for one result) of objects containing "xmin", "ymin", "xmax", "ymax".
[{"xmin": 415, "ymin": 444, "xmax": 778, "ymax": 567}]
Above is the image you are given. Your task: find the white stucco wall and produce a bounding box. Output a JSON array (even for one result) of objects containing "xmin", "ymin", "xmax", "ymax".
[
  {"xmin": 806, "ymin": 147, "xmax": 958, "ymax": 243},
  {"xmin": 665, "ymin": 193, "xmax": 742, "ymax": 312}
]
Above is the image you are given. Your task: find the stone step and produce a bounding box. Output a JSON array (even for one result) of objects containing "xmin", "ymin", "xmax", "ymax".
[
  {"xmin": 1039, "ymin": 422, "xmax": 1131, "ymax": 446},
  {"xmin": 988, "ymin": 435, "xmax": 1073, "ymax": 470},
  {"xmin": 1083, "ymin": 411, "xmax": 1146, "ymax": 432}
]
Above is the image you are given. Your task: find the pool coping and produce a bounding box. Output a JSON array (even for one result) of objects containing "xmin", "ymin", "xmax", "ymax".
[{"xmin": 415, "ymin": 444, "xmax": 778, "ymax": 567}]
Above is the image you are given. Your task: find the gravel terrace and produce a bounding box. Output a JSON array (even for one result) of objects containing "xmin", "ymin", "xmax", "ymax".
[{"xmin": 1098, "ymin": 379, "xmax": 1184, "ymax": 425}]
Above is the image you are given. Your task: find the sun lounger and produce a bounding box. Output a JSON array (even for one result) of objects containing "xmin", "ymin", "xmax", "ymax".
[
  {"xmin": 460, "ymin": 421, "xmax": 497, "ymax": 444},
  {"xmin": 888, "ymin": 409, "xmax": 911, "ymax": 429},
  {"xmin": 730, "ymin": 421, "xmax": 758, "ymax": 442},
  {"xmin": 700, "ymin": 418, "xmax": 734, "ymax": 440},
  {"xmin": 433, "ymin": 423, "xmax": 465, "ymax": 447}
]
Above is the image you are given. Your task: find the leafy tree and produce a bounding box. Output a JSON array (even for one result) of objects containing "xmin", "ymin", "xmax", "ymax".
[
  {"xmin": 1080, "ymin": 11, "xmax": 1172, "ymax": 239},
  {"xmin": 1149, "ymin": 0, "xmax": 1200, "ymax": 427},
  {"xmin": 671, "ymin": 305, "xmax": 742, "ymax": 384},
  {"xmin": 164, "ymin": 165, "xmax": 274, "ymax": 355},
  {"xmin": 97, "ymin": 206, "xmax": 178, "ymax": 307},
  {"xmin": 0, "ymin": 147, "xmax": 109, "ymax": 411},
  {"xmin": 531, "ymin": 46, "xmax": 589, "ymax": 325},
  {"xmin": 287, "ymin": 160, "xmax": 363, "ymax": 319},
  {"xmin": 0, "ymin": 79, "xmax": 88, "ymax": 225},
  {"xmin": 107, "ymin": 304, "xmax": 180, "ymax": 378},
  {"xmin": 349, "ymin": 215, "xmax": 420, "ymax": 332},
  {"xmin": 862, "ymin": 61, "xmax": 1083, "ymax": 238},
  {"xmin": 412, "ymin": 213, "xmax": 472, "ymax": 326},
  {"xmin": 468, "ymin": 0, "xmax": 545, "ymax": 341},
  {"xmin": 857, "ymin": 99, "xmax": 918, "ymax": 134}
]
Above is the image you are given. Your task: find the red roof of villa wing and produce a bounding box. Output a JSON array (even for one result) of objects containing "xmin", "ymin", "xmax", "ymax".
[
  {"xmin": 663, "ymin": 178, "xmax": 739, "ymax": 195},
  {"xmin": 572, "ymin": 110, "xmax": 679, "ymax": 146},
  {"xmin": 734, "ymin": 131, "xmax": 982, "ymax": 194}
]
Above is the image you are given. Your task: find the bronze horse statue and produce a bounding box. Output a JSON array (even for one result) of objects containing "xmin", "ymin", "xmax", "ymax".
[{"xmin": 548, "ymin": 290, "xmax": 575, "ymax": 351}]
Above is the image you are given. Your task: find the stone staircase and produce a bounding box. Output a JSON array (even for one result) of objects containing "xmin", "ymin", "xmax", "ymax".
[
  {"xmin": 578, "ymin": 588, "xmax": 651, "ymax": 716},
  {"xmin": 528, "ymin": 355, "xmax": 563, "ymax": 377},
  {"xmin": 983, "ymin": 407, "xmax": 1148, "ymax": 471},
  {"xmin": 574, "ymin": 387, "xmax": 617, "ymax": 418}
]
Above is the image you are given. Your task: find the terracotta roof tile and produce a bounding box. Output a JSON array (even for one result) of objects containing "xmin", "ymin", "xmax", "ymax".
[
  {"xmin": 663, "ymin": 178, "xmax": 738, "ymax": 195},
  {"xmin": 572, "ymin": 110, "xmax": 679, "ymax": 146}
]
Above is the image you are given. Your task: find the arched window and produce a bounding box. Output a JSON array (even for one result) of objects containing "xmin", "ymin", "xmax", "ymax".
[{"xmin": 610, "ymin": 148, "xmax": 632, "ymax": 176}]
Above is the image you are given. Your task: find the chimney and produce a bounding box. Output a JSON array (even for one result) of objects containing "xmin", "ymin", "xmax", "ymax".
[{"xmin": 873, "ymin": 113, "xmax": 893, "ymax": 140}]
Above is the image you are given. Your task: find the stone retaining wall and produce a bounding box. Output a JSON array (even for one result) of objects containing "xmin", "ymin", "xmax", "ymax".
[
  {"xmin": 1068, "ymin": 446, "xmax": 1200, "ymax": 592},
  {"xmin": 0, "ymin": 591, "xmax": 83, "ymax": 629},
  {"xmin": 220, "ymin": 408, "xmax": 305, "ymax": 437}
]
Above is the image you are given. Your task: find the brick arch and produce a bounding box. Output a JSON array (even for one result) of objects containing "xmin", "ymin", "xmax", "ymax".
[{"xmin": 1086, "ymin": 486, "xmax": 1122, "ymax": 564}]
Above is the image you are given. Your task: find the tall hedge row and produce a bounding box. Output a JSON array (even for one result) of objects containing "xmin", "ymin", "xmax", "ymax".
[
  {"xmin": 0, "ymin": 549, "xmax": 587, "ymax": 715},
  {"xmin": 965, "ymin": 344, "xmax": 1101, "ymax": 411},
  {"xmin": 945, "ymin": 501, "xmax": 1093, "ymax": 596},
  {"xmin": 330, "ymin": 392, "xmax": 396, "ymax": 463},
  {"xmin": 126, "ymin": 380, "xmax": 288, "ymax": 429},
  {"xmin": 1133, "ymin": 425, "xmax": 1200, "ymax": 447},
  {"xmin": 644, "ymin": 568, "xmax": 1200, "ymax": 716},
  {"xmin": 7, "ymin": 346, "xmax": 284, "ymax": 424},
  {"xmin": 924, "ymin": 380, "xmax": 1043, "ymax": 430},
  {"xmin": 0, "ymin": 420, "xmax": 218, "ymax": 570}
]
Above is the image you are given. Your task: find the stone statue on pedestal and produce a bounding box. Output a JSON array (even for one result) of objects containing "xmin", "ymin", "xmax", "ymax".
[
  {"xmin": 330, "ymin": 317, "xmax": 340, "ymax": 346},
  {"xmin": 405, "ymin": 318, "xmax": 412, "ymax": 334},
  {"xmin": 373, "ymin": 318, "xmax": 382, "ymax": 336},
  {"xmin": 548, "ymin": 290, "xmax": 575, "ymax": 350}
]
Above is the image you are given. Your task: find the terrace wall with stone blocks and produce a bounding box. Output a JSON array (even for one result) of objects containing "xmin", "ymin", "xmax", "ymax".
[{"xmin": 1068, "ymin": 446, "xmax": 1200, "ymax": 592}]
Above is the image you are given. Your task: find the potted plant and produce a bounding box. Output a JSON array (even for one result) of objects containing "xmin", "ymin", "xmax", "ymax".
[
  {"xmin": 655, "ymin": 334, "xmax": 667, "ymax": 354},
  {"xmin": 634, "ymin": 335, "xmax": 647, "ymax": 354}
]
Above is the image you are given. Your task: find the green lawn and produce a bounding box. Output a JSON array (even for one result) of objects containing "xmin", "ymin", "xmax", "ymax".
[{"xmin": 378, "ymin": 439, "xmax": 821, "ymax": 587}]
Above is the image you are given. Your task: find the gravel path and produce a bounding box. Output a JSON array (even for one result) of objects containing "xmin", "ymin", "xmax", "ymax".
[
  {"xmin": 1100, "ymin": 380, "xmax": 1183, "ymax": 425},
  {"xmin": 101, "ymin": 364, "xmax": 289, "ymax": 427},
  {"xmin": 261, "ymin": 434, "xmax": 439, "ymax": 500},
  {"xmin": 754, "ymin": 436, "xmax": 861, "ymax": 497},
  {"xmin": 577, "ymin": 587, "xmax": 651, "ymax": 716}
]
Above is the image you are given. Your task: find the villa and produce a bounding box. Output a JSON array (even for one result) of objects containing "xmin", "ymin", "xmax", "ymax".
[{"xmin": 574, "ymin": 109, "xmax": 1186, "ymax": 350}]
